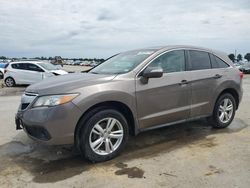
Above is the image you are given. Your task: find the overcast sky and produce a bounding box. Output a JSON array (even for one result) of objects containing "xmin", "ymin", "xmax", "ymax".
[{"xmin": 0, "ymin": 0, "xmax": 249, "ymax": 58}]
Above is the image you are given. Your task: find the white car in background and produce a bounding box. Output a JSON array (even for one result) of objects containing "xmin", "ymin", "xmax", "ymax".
[
  {"xmin": 0, "ymin": 63, "xmax": 9, "ymax": 79},
  {"xmin": 4, "ymin": 61, "xmax": 68, "ymax": 87}
]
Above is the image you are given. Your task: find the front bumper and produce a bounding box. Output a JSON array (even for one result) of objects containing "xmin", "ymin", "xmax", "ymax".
[{"xmin": 15, "ymin": 102, "xmax": 82, "ymax": 145}]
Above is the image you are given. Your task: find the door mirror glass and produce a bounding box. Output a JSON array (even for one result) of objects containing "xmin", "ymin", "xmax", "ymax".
[{"xmin": 142, "ymin": 67, "xmax": 163, "ymax": 78}]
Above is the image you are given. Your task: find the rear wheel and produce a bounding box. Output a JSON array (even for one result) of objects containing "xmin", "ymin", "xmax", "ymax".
[
  {"xmin": 208, "ymin": 93, "xmax": 236, "ymax": 128},
  {"xmin": 5, "ymin": 77, "xmax": 15, "ymax": 87},
  {"xmin": 78, "ymin": 109, "xmax": 129, "ymax": 162}
]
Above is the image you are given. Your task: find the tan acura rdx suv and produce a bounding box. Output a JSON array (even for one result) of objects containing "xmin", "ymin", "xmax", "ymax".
[{"xmin": 16, "ymin": 45, "xmax": 243, "ymax": 162}]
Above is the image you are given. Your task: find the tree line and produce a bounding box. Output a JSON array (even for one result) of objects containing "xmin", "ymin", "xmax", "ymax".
[
  {"xmin": 228, "ymin": 53, "xmax": 250, "ymax": 63},
  {"xmin": 0, "ymin": 56, "xmax": 105, "ymax": 62},
  {"xmin": 1, "ymin": 53, "xmax": 250, "ymax": 63}
]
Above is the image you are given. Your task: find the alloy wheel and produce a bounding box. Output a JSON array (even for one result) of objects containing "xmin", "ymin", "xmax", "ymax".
[
  {"xmin": 89, "ymin": 117, "xmax": 124, "ymax": 155},
  {"xmin": 5, "ymin": 78, "xmax": 14, "ymax": 87},
  {"xmin": 218, "ymin": 98, "xmax": 234, "ymax": 123}
]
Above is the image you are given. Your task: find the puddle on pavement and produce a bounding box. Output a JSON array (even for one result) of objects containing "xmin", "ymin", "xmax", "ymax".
[
  {"xmin": 0, "ymin": 141, "xmax": 34, "ymax": 157},
  {"xmin": 0, "ymin": 118, "xmax": 247, "ymax": 183},
  {"xmin": 16, "ymin": 155, "xmax": 89, "ymax": 183},
  {"xmin": 114, "ymin": 163, "xmax": 144, "ymax": 178}
]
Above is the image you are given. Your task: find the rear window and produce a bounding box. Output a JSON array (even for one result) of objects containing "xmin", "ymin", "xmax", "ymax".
[
  {"xmin": 210, "ymin": 54, "xmax": 229, "ymax": 68},
  {"xmin": 11, "ymin": 63, "xmax": 26, "ymax": 70},
  {"xmin": 189, "ymin": 50, "xmax": 211, "ymax": 70}
]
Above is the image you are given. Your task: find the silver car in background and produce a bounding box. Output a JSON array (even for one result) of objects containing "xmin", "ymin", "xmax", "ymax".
[{"xmin": 15, "ymin": 45, "xmax": 243, "ymax": 162}]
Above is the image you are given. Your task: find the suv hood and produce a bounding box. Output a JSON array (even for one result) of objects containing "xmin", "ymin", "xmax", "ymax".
[{"xmin": 26, "ymin": 73, "xmax": 116, "ymax": 95}]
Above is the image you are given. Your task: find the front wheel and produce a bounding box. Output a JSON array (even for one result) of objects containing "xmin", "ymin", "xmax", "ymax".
[
  {"xmin": 78, "ymin": 109, "xmax": 129, "ymax": 162},
  {"xmin": 208, "ymin": 93, "xmax": 236, "ymax": 128}
]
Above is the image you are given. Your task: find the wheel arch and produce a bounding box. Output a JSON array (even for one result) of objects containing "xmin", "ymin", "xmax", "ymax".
[
  {"xmin": 74, "ymin": 100, "xmax": 138, "ymax": 148},
  {"xmin": 215, "ymin": 88, "xmax": 240, "ymax": 109}
]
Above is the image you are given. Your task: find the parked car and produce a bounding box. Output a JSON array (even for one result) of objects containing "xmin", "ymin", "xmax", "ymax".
[
  {"xmin": 4, "ymin": 61, "xmax": 68, "ymax": 87},
  {"xmin": 72, "ymin": 61, "xmax": 81, "ymax": 66},
  {"xmin": 0, "ymin": 63, "xmax": 9, "ymax": 79},
  {"xmin": 89, "ymin": 61, "xmax": 101, "ymax": 67},
  {"xmin": 234, "ymin": 62, "xmax": 243, "ymax": 70},
  {"xmin": 239, "ymin": 62, "xmax": 250, "ymax": 73},
  {"xmin": 16, "ymin": 45, "xmax": 243, "ymax": 162},
  {"xmin": 80, "ymin": 62, "xmax": 86, "ymax": 66}
]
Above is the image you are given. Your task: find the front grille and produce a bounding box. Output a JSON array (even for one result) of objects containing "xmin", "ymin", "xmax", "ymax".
[{"xmin": 20, "ymin": 92, "xmax": 38, "ymax": 110}]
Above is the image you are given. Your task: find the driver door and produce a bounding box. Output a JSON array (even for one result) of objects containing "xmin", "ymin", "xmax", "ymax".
[
  {"xmin": 135, "ymin": 50, "xmax": 192, "ymax": 129},
  {"xmin": 24, "ymin": 63, "xmax": 44, "ymax": 84}
]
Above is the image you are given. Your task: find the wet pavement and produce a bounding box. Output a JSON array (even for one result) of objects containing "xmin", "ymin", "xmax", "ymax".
[{"xmin": 0, "ymin": 75, "xmax": 250, "ymax": 188}]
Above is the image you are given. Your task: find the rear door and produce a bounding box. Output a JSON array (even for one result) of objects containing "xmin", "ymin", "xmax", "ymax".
[
  {"xmin": 136, "ymin": 50, "xmax": 192, "ymax": 129},
  {"xmin": 187, "ymin": 50, "xmax": 223, "ymax": 117},
  {"xmin": 10, "ymin": 63, "xmax": 28, "ymax": 83}
]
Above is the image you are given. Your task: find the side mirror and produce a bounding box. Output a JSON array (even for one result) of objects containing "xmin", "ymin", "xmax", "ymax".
[{"xmin": 142, "ymin": 67, "xmax": 163, "ymax": 78}]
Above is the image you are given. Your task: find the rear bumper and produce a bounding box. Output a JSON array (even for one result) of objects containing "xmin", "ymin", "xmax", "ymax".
[{"xmin": 15, "ymin": 102, "xmax": 82, "ymax": 145}]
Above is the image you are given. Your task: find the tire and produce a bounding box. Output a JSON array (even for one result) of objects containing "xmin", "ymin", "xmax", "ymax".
[
  {"xmin": 0, "ymin": 72, "xmax": 3, "ymax": 79},
  {"xmin": 208, "ymin": 93, "xmax": 236, "ymax": 128},
  {"xmin": 5, "ymin": 77, "xmax": 15, "ymax": 87},
  {"xmin": 77, "ymin": 108, "xmax": 129, "ymax": 162}
]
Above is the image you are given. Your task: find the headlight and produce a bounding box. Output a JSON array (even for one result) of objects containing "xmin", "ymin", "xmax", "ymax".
[{"xmin": 33, "ymin": 94, "xmax": 78, "ymax": 107}]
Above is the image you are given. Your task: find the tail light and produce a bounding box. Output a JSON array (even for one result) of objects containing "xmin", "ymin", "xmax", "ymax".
[{"xmin": 239, "ymin": 71, "xmax": 244, "ymax": 79}]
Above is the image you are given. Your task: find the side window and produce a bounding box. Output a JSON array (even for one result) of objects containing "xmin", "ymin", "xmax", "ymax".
[
  {"xmin": 189, "ymin": 50, "xmax": 211, "ymax": 70},
  {"xmin": 215, "ymin": 56, "xmax": 229, "ymax": 68},
  {"xmin": 11, "ymin": 64, "xmax": 18, "ymax": 69},
  {"xmin": 209, "ymin": 54, "xmax": 218, "ymax": 68},
  {"xmin": 210, "ymin": 54, "xmax": 229, "ymax": 68},
  {"xmin": 11, "ymin": 63, "xmax": 26, "ymax": 70},
  {"xmin": 26, "ymin": 63, "xmax": 44, "ymax": 72},
  {"xmin": 148, "ymin": 50, "xmax": 185, "ymax": 73}
]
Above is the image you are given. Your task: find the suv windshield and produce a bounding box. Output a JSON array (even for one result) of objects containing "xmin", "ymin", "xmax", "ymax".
[
  {"xmin": 38, "ymin": 62, "xmax": 58, "ymax": 70},
  {"xmin": 90, "ymin": 49, "xmax": 156, "ymax": 74}
]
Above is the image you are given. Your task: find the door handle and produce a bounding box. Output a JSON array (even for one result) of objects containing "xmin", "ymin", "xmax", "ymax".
[
  {"xmin": 179, "ymin": 80, "xmax": 189, "ymax": 85},
  {"xmin": 214, "ymin": 74, "xmax": 222, "ymax": 79}
]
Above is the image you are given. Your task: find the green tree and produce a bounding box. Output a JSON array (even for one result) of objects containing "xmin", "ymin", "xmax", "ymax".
[
  {"xmin": 228, "ymin": 54, "xmax": 235, "ymax": 62},
  {"xmin": 244, "ymin": 53, "xmax": 250, "ymax": 62},
  {"xmin": 237, "ymin": 54, "xmax": 242, "ymax": 62},
  {"xmin": 0, "ymin": 56, "xmax": 7, "ymax": 59}
]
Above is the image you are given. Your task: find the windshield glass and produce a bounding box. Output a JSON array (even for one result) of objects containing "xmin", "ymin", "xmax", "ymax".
[
  {"xmin": 0, "ymin": 63, "xmax": 8, "ymax": 68},
  {"xmin": 90, "ymin": 49, "xmax": 156, "ymax": 74},
  {"xmin": 38, "ymin": 62, "xmax": 58, "ymax": 70}
]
